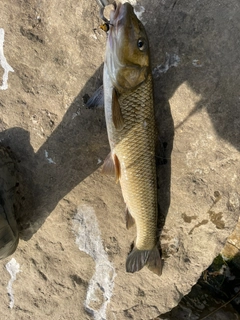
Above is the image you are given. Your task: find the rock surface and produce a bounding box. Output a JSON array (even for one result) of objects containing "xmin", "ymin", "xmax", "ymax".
[
  {"xmin": 222, "ymin": 218, "xmax": 240, "ymax": 269},
  {"xmin": 160, "ymin": 253, "xmax": 240, "ymax": 319},
  {"xmin": 0, "ymin": 0, "xmax": 240, "ymax": 319}
]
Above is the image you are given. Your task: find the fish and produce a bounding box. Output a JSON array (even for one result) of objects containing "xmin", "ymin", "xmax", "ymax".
[{"xmin": 94, "ymin": 2, "xmax": 161, "ymax": 275}]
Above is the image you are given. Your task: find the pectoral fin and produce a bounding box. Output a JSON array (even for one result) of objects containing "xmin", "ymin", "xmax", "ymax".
[
  {"xmin": 112, "ymin": 88, "xmax": 124, "ymax": 129},
  {"xmin": 102, "ymin": 152, "xmax": 121, "ymax": 182},
  {"xmin": 102, "ymin": 152, "xmax": 115, "ymax": 175},
  {"xmin": 85, "ymin": 85, "xmax": 104, "ymax": 109},
  {"xmin": 126, "ymin": 246, "xmax": 162, "ymax": 276},
  {"xmin": 113, "ymin": 153, "xmax": 121, "ymax": 181}
]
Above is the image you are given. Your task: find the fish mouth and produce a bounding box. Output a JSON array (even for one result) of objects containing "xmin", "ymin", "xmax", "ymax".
[
  {"xmin": 108, "ymin": 2, "xmax": 134, "ymax": 51},
  {"xmin": 110, "ymin": 2, "xmax": 134, "ymax": 27},
  {"xmin": 109, "ymin": 3, "xmax": 122, "ymax": 23}
]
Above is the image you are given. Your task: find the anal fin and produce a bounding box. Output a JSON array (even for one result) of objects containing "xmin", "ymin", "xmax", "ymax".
[{"xmin": 125, "ymin": 207, "xmax": 135, "ymax": 229}]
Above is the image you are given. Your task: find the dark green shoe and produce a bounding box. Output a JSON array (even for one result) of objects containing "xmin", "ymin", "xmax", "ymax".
[{"xmin": 0, "ymin": 146, "xmax": 19, "ymax": 259}]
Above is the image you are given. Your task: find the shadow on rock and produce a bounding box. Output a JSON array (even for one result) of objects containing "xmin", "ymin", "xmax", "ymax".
[
  {"xmin": 155, "ymin": 94, "xmax": 174, "ymax": 232},
  {"xmin": 159, "ymin": 253, "xmax": 240, "ymax": 319},
  {"xmin": 147, "ymin": 0, "xmax": 240, "ymax": 153},
  {"xmin": 0, "ymin": 65, "xmax": 110, "ymax": 240},
  {"xmin": 139, "ymin": 0, "xmax": 240, "ymax": 243},
  {"xmin": 0, "ymin": 63, "xmax": 174, "ymax": 244}
]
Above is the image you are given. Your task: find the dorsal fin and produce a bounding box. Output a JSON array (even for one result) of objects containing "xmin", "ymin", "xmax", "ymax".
[{"xmin": 112, "ymin": 88, "xmax": 124, "ymax": 130}]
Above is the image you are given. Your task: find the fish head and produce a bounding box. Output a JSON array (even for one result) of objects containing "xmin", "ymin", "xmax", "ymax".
[{"xmin": 106, "ymin": 2, "xmax": 150, "ymax": 93}]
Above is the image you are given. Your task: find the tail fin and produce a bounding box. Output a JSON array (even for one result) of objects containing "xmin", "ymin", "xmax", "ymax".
[{"xmin": 126, "ymin": 246, "xmax": 162, "ymax": 276}]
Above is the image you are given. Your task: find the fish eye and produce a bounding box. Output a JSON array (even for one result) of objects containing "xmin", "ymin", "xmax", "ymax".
[{"xmin": 137, "ymin": 38, "xmax": 146, "ymax": 51}]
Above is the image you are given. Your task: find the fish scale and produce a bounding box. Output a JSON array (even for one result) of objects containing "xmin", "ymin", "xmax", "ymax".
[{"xmin": 108, "ymin": 74, "xmax": 157, "ymax": 250}]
